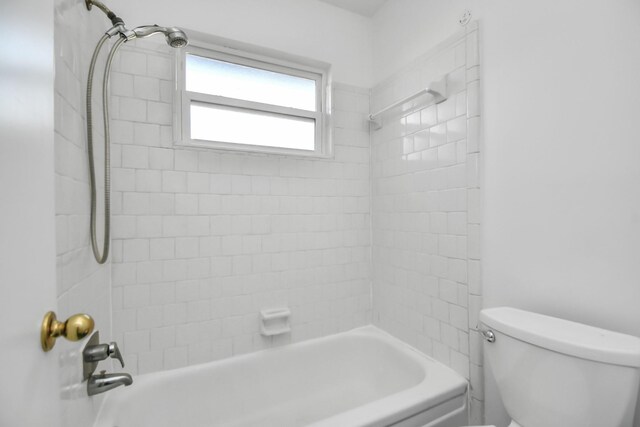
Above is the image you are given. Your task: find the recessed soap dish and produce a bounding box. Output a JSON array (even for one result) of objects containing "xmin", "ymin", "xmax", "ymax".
[{"xmin": 260, "ymin": 308, "xmax": 291, "ymax": 336}]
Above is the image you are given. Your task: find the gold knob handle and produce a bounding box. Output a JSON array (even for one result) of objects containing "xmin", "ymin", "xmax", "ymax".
[{"xmin": 41, "ymin": 311, "xmax": 95, "ymax": 352}]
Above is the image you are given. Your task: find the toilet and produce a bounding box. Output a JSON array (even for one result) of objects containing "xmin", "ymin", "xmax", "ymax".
[{"xmin": 477, "ymin": 307, "xmax": 640, "ymax": 427}]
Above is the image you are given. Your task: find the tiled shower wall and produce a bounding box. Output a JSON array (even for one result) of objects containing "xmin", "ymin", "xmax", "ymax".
[
  {"xmin": 53, "ymin": 11, "xmax": 483, "ymax": 423},
  {"xmin": 54, "ymin": 0, "xmax": 113, "ymax": 424},
  {"xmin": 371, "ymin": 25, "xmax": 483, "ymax": 423},
  {"xmin": 55, "ymin": 0, "xmax": 112, "ymax": 335},
  {"xmin": 108, "ymin": 41, "xmax": 371, "ymax": 374}
]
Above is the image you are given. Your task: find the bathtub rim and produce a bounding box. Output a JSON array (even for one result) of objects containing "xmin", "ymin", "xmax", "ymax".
[
  {"xmin": 94, "ymin": 325, "xmax": 468, "ymax": 427},
  {"xmin": 306, "ymin": 326, "xmax": 468, "ymax": 427}
]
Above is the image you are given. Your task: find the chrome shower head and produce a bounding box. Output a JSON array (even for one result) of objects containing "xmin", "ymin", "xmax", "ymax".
[
  {"xmin": 132, "ymin": 25, "xmax": 189, "ymax": 48},
  {"xmin": 166, "ymin": 28, "xmax": 188, "ymax": 48}
]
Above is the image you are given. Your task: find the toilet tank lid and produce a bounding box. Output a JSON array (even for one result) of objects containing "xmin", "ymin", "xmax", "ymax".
[{"xmin": 480, "ymin": 307, "xmax": 640, "ymax": 368}]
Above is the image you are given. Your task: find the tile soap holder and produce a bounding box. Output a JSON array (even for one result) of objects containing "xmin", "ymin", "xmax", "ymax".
[{"xmin": 260, "ymin": 308, "xmax": 291, "ymax": 336}]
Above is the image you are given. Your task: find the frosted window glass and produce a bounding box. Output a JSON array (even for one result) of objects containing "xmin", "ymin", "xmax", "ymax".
[
  {"xmin": 186, "ymin": 54, "xmax": 317, "ymax": 111},
  {"xmin": 190, "ymin": 104, "xmax": 315, "ymax": 151}
]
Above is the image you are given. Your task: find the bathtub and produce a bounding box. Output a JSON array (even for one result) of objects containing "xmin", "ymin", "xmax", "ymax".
[{"xmin": 94, "ymin": 326, "xmax": 468, "ymax": 427}]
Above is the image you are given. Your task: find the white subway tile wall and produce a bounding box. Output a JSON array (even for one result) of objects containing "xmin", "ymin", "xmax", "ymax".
[
  {"xmin": 108, "ymin": 41, "xmax": 371, "ymax": 374},
  {"xmin": 54, "ymin": 1, "xmax": 112, "ymax": 425},
  {"xmin": 370, "ymin": 25, "xmax": 483, "ymax": 424},
  {"xmin": 54, "ymin": 13, "xmax": 483, "ymax": 425}
]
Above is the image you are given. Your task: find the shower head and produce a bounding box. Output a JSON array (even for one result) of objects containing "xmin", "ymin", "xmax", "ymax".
[
  {"xmin": 132, "ymin": 25, "xmax": 189, "ymax": 48},
  {"xmin": 86, "ymin": 2, "xmax": 188, "ymax": 47},
  {"xmin": 166, "ymin": 29, "xmax": 189, "ymax": 48}
]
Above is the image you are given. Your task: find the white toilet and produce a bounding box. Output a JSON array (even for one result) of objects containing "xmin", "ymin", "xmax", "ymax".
[{"xmin": 478, "ymin": 306, "xmax": 640, "ymax": 427}]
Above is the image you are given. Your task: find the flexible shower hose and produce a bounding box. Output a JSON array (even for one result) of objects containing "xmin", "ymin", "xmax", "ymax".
[{"xmin": 86, "ymin": 34, "xmax": 126, "ymax": 264}]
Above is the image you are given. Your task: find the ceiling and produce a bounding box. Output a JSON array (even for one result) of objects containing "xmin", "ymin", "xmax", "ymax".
[{"xmin": 317, "ymin": 0, "xmax": 388, "ymax": 17}]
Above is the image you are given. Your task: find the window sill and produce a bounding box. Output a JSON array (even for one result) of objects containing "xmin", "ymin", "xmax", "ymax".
[{"xmin": 174, "ymin": 139, "xmax": 334, "ymax": 160}]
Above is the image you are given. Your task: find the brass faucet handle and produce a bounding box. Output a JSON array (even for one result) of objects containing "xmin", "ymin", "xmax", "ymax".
[{"xmin": 41, "ymin": 311, "xmax": 95, "ymax": 352}]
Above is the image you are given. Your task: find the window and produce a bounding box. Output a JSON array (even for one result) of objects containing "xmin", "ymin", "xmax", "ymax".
[{"xmin": 176, "ymin": 37, "xmax": 331, "ymax": 157}]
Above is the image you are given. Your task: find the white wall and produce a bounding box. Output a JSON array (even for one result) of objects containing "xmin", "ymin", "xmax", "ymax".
[
  {"xmin": 107, "ymin": 0, "xmax": 373, "ymax": 87},
  {"xmin": 374, "ymin": 0, "xmax": 640, "ymax": 425},
  {"xmin": 480, "ymin": 0, "xmax": 640, "ymax": 336}
]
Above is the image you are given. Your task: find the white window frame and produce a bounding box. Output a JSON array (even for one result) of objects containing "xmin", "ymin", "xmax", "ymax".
[{"xmin": 174, "ymin": 34, "xmax": 332, "ymax": 158}]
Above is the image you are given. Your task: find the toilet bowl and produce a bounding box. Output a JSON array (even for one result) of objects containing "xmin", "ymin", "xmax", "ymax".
[{"xmin": 479, "ymin": 307, "xmax": 640, "ymax": 427}]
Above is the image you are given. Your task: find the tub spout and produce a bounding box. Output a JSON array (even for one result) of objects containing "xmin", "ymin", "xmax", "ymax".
[{"xmin": 87, "ymin": 370, "xmax": 133, "ymax": 396}]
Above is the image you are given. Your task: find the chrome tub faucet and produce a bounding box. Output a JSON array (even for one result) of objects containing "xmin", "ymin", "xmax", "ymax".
[
  {"xmin": 87, "ymin": 370, "xmax": 133, "ymax": 396},
  {"xmin": 83, "ymin": 332, "xmax": 133, "ymax": 396}
]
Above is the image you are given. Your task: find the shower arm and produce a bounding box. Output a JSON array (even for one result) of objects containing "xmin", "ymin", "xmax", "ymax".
[
  {"xmin": 86, "ymin": 0, "xmax": 136, "ymax": 41},
  {"xmin": 85, "ymin": 0, "xmax": 123, "ymax": 25},
  {"xmin": 85, "ymin": 0, "xmax": 111, "ymax": 15}
]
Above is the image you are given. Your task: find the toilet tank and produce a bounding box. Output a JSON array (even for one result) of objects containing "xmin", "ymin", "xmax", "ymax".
[{"xmin": 480, "ymin": 307, "xmax": 640, "ymax": 427}]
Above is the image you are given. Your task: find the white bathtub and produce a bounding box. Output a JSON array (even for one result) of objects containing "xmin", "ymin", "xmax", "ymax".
[{"xmin": 94, "ymin": 326, "xmax": 468, "ymax": 427}]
